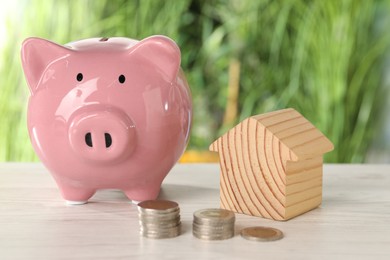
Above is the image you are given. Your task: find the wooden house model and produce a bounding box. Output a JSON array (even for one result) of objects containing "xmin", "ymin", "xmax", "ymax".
[{"xmin": 209, "ymin": 108, "xmax": 334, "ymax": 221}]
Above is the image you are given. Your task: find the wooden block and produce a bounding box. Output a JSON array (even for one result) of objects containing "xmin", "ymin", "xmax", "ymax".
[{"xmin": 210, "ymin": 108, "xmax": 334, "ymax": 221}]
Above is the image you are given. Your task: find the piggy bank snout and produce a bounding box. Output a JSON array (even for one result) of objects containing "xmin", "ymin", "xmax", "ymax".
[{"xmin": 68, "ymin": 109, "xmax": 136, "ymax": 163}]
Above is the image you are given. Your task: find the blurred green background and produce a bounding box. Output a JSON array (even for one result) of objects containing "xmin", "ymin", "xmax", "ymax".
[{"xmin": 1, "ymin": 0, "xmax": 390, "ymax": 163}]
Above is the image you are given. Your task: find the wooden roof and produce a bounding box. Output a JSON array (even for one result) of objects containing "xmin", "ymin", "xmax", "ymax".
[{"xmin": 210, "ymin": 108, "xmax": 334, "ymax": 161}]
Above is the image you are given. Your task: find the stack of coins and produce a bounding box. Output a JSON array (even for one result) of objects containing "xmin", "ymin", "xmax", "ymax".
[
  {"xmin": 137, "ymin": 200, "xmax": 181, "ymax": 239},
  {"xmin": 193, "ymin": 208, "xmax": 235, "ymax": 240}
]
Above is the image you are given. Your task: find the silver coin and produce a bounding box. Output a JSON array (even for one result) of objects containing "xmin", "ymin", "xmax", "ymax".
[
  {"xmin": 141, "ymin": 224, "xmax": 181, "ymax": 231},
  {"xmin": 140, "ymin": 227, "xmax": 181, "ymax": 234},
  {"xmin": 193, "ymin": 219, "xmax": 235, "ymax": 226},
  {"xmin": 193, "ymin": 221, "xmax": 234, "ymax": 229},
  {"xmin": 142, "ymin": 233, "xmax": 180, "ymax": 239},
  {"xmin": 192, "ymin": 230, "xmax": 234, "ymax": 240},
  {"xmin": 140, "ymin": 215, "xmax": 181, "ymax": 224},
  {"xmin": 141, "ymin": 228, "xmax": 181, "ymax": 239},
  {"xmin": 140, "ymin": 220, "xmax": 180, "ymax": 226},
  {"xmin": 192, "ymin": 230, "xmax": 234, "ymax": 236},
  {"xmin": 193, "ymin": 226, "xmax": 234, "ymax": 234},
  {"xmin": 192, "ymin": 225, "xmax": 234, "ymax": 234},
  {"xmin": 138, "ymin": 200, "xmax": 179, "ymax": 213},
  {"xmin": 192, "ymin": 234, "xmax": 234, "ymax": 240},
  {"xmin": 240, "ymin": 226, "xmax": 283, "ymax": 242},
  {"xmin": 192, "ymin": 226, "xmax": 234, "ymax": 232},
  {"xmin": 138, "ymin": 209, "xmax": 180, "ymax": 217},
  {"xmin": 140, "ymin": 221, "xmax": 181, "ymax": 229},
  {"xmin": 140, "ymin": 227, "xmax": 181, "ymax": 235},
  {"xmin": 140, "ymin": 222, "xmax": 182, "ymax": 230},
  {"xmin": 192, "ymin": 231, "xmax": 234, "ymax": 237},
  {"xmin": 140, "ymin": 218, "xmax": 180, "ymax": 225},
  {"xmin": 139, "ymin": 211, "xmax": 180, "ymax": 220}
]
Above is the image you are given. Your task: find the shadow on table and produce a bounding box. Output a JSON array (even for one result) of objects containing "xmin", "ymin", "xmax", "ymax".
[
  {"xmin": 88, "ymin": 183, "xmax": 218, "ymax": 206},
  {"xmin": 159, "ymin": 184, "xmax": 218, "ymax": 202}
]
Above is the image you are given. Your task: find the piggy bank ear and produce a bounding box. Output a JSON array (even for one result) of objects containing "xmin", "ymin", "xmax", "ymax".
[
  {"xmin": 21, "ymin": 37, "xmax": 70, "ymax": 94},
  {"xmin": 130, "ymin": 36, "xmax": 181, "ymax": 82}
]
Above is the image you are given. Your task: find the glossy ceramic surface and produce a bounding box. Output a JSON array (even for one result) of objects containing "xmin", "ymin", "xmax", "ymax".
[{"xmin": 21, "ymin": 36, "xmax": 192, "ymax": 203}]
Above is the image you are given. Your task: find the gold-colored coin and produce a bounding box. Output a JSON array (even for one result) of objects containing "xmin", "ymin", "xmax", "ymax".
[
  {"xmin": 193, "ymin": 208, "xmax": 235, "ymax": 224},
  {"xmin": 240, "ymin": 226, "xmax": 283, "ymax": 242}
]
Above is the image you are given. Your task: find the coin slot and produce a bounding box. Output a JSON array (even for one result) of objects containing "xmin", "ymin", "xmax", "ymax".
[
  {"xmin": 85, "ymin": 132, "xmax": 93, "ymax": 147},
  {"xmin": 99, "ymin": 37, "xmax": 109, "ymax": 42}
]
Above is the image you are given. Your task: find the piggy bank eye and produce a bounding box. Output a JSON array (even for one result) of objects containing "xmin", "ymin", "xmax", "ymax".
[
  {"xmin": 76, "ymin": 73, "xmax": 83, "ymax": 82},
  {"xmin": 118, "ymin": 74, "xmax": 125, "ymax": 84}
]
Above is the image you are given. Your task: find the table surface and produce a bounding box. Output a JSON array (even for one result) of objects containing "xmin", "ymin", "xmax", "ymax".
[{"xmin": 0, "ymin": 163, "xmax": 389, "ymax": 259}]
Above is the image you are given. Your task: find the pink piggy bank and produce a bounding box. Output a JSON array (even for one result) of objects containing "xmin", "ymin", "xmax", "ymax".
[{"xmin": 21, "ymin": 36, "xmax": 192, "ymax": 205}]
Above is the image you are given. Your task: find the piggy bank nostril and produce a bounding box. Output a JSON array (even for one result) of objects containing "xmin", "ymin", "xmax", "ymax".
[
  {"xmin": 105, "ymin": 133, "xmax": 112, "ymax": 148},
  {"xmin": 85, "ymin": 133, "xmax": 93, "ymax": 147}
]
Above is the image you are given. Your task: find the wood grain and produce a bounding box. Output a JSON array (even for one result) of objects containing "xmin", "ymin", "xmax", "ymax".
[{"xmin": 210, "ymin": 108, "xmax": 334, "ymax": 220}]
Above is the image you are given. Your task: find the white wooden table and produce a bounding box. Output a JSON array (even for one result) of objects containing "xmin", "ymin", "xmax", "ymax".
[{"xmin": 0, "ymin": 163, "xmax": 389, "ymax": 259}]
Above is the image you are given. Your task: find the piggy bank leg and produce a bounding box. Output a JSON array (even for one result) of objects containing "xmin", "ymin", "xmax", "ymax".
[
  {"xmin": 56, "ymin": 182, "xmax": 95, "ymax": 205},
  {"xmin": 124, "ymin": 182, "xmax": 162, "ymax": 203}
]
